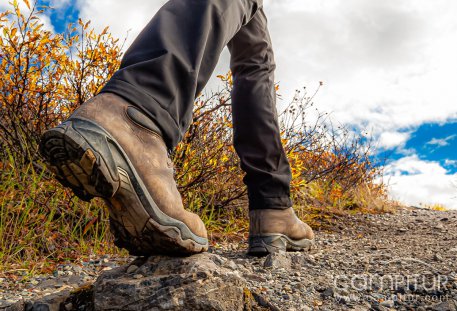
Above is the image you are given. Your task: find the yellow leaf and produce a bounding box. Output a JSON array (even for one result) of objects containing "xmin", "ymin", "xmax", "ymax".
[{"xmin": 23, "ymin": 0, "xmax": 31, "ymax": 9}]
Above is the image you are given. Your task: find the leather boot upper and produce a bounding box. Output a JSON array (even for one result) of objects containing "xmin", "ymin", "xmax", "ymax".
[
  {"xmin": 249, "ymin": 207, "xmax": 315, "ymax": 241},
  {"xmin": 70, "ymin": 93, "xmax": 207, "ymax": 239}
]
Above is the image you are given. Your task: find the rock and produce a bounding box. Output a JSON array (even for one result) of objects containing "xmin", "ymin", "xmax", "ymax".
[
  {"xmin": 263, "ymin": 252, "xmax": 313, "ymax": 270},
  {"xmin": 125, "ymin": 264, "xmax": 138, "ymax": 274},
  {"xmin": 62, "ymin": 285, "xmax": 94, "ymax": 311},
  {"xmin": 434, "ymin": 253, "xmax": 443, "ymax": 261},
  {"xmin": 0, "ymin": 299, "xmax": 25, "ymax": 311},
  {"xmin": 380, "ymin": 300, "xmax": 395, "ymax": 307},
  {"xmin": 320, "ymin": 287, "xmax": 334, "ymax": 299},
  {"xmin": 24, "ymin": 290, "xmax": 71, "ymax": 311},
  {"xmin": 244, "ymin": 273, "xmax": 267, "ymax": 283},
  {"xmin": 132, "ymin": 273, "xmax": 143, "ymax": 279},
  {"xmin": 224, "ymin": 260, "xmax": 238, "ymax": 270},
  {"xmin": 263, "ymin": 252, "xmax": 291, "ymax": 269},
  {"xmin": 430, "ymin": 300, "xmax": 457, "ymax": 311},
  {"xmin": 93, "ymin": 253, "xmax": 267, "ymax": 311}
]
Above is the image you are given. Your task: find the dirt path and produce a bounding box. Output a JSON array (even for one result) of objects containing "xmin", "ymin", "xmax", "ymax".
[
  {"xmin": 1, "ymin": 207, "xmax": 456, "ymax": 310},
  {"xmin": 217, "ymin": 207, "xmax": 457, "ymax": 310}
]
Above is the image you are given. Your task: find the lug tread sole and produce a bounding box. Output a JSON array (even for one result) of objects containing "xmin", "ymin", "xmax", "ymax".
[{"xmin": 248, "ymin": 234, "xmax": 314, "ymax": 257}]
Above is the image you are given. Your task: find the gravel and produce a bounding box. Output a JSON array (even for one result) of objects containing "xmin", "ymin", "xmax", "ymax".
[{"xmin": 1, "ymin": 207, "xmax": 457, "ymax": 310}]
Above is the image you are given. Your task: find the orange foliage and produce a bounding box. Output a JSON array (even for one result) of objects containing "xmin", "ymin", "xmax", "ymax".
[{"xmin": 0, "ymin": 1, "xmax": 122, "ymax": 166}]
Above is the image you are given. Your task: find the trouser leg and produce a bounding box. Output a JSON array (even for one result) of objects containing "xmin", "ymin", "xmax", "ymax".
[
  {"xmin": 227, "ymin": 10, "xmax": 292, "ymax": 210},
  {"xmin": 101, "ymin": 0, "xmax": 262, "ymax": 150},
  {"xmin": 100, "ymin": 0, "xmax": 292, "ymax": 210}
]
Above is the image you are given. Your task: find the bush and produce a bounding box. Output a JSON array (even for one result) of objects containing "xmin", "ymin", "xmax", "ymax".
[{"xmin": 0, "ymin": 1, "xmax": 122, "ymax": 168}]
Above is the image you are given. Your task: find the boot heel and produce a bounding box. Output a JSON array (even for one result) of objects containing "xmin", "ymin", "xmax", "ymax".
[{"xmin": 248, "ymin": 235, "xmax": 287, "ymax": 256}]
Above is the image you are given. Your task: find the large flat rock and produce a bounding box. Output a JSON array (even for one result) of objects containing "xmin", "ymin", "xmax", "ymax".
[{"xmin": 93, "ymin": 253, "xmax": 267, "ymax": 311}]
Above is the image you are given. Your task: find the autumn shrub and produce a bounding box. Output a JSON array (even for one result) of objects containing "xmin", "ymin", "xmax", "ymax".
[
  {"xmin": 0, "ymin": 0, "xmax": 122, "ymax": 168},
  {"xmin": 0, "ymin": 0, "xmax": 392, "ymax": 269}
]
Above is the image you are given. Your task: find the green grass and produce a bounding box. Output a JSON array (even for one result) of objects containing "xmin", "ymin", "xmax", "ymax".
[{"xmin": 0, "ymin": 159, "xmax": 125, "ymax": 274}]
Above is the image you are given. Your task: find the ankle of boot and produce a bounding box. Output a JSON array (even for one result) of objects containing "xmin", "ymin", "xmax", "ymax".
[{"xmin": 248, "ymin": 194, "xmax": 292, "ymax": 210}]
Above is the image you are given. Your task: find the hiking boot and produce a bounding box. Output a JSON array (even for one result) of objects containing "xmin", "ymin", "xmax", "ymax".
[
  {"xmin": 248, "ymin": 207, "xmax": 315, "ymax": 256},
  {"xmin": 39, "ymin": 93, "xmax": 208, "ymax": 256}
]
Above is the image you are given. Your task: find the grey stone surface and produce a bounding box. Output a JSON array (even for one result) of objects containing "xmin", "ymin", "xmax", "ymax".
[
  {"xmin": 93, "ymin": 253, "xmax": 265, "ymax": 311},
  {"xmin": 430, "ymin": 300, "xmax": 457, "ymax": 311},
  {"xmin": 3, "ymin": 208, "xmax": 457, "ymax": 310}
]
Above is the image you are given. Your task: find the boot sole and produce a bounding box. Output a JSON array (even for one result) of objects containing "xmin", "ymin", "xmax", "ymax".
[
  {"xmin": 248, "ymin": 234, "xmax": 314, "ymax": 256},
  {"xmin": 39, "ymin": 117, "xmax": 208, "ymax": 256}
]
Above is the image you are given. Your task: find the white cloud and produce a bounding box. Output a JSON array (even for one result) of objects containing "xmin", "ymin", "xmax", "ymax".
[
  {"xmin": 76, "ymin": 0, "xmax": 167, "ymax": 47},
  {"xmin": 75, "ymin": 0, "xmax": 457, "ymax": 138},
  {"xmin": 378, "ymin": 131, "xmax": 410, "ymax": 149},
  {"xmin": 37, "ymin": 13, "xmax": 55, "ymax": 33},
  {"xmin": 382, "ymin": 155, "xmax": 457, "ymax": 209},
  {"xmin": 75, "ymin": 0, "xmax": 231, "ymax": 94},
  {"xmin": 264, "ymin": 0, "xmax": 457, "ymax": 139},
  {"xmin": 426, "ymin": 135, "xmax": 456, "ymax": 147},
  {"xmin": 49, "ymin": 0, "xmax": 71, "ymax": 9}
]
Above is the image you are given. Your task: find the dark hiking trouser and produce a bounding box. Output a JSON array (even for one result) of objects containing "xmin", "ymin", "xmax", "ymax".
[{"xmin": 100, "ymin": 0, "xmax": 293, "ymax": 210}]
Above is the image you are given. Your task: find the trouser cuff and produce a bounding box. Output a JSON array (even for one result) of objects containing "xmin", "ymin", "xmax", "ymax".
[{"xmin": 248, "ymin": 194, "xmax": 293, "ymax": 210}]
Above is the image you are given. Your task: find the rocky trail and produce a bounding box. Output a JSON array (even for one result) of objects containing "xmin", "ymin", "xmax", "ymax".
[{"xmin": 1, "ymin": 207, "xmax": 456, "ymax": 311}]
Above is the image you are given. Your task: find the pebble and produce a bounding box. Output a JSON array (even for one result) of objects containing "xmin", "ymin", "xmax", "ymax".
[
  {"xmin": 380, "ymin": 300, "xmax": 395, "ymax": 307},
  {"xmin": 224, "ymin": 260, "xmax": 238, "ymax": 270},
  {"xmin": 126, "ymin": 265, "xmax": 139, "ymax": 274},
  {"xmin": 244, "ymin": 273, "xmax": 267, "ymax": 283},
  {"xmin": 434, "ymin": 253, "xmax": 443, "ymax": 261}
]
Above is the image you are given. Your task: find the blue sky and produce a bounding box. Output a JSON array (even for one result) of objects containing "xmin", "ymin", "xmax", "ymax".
[
  {"xmin": 400, "ymin": 123, "xmax": 457, "ymax": 173},
  {"xmin": 4, "ymin": 0, "xmax": 456, "ymax": 208},
  {"xmin": 378, "ymin": 122, "xmax": 457, "ymax": 174},
  {"xmin": 37, "ymin": 0, "xmax": 79, "ymax": 33}
]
